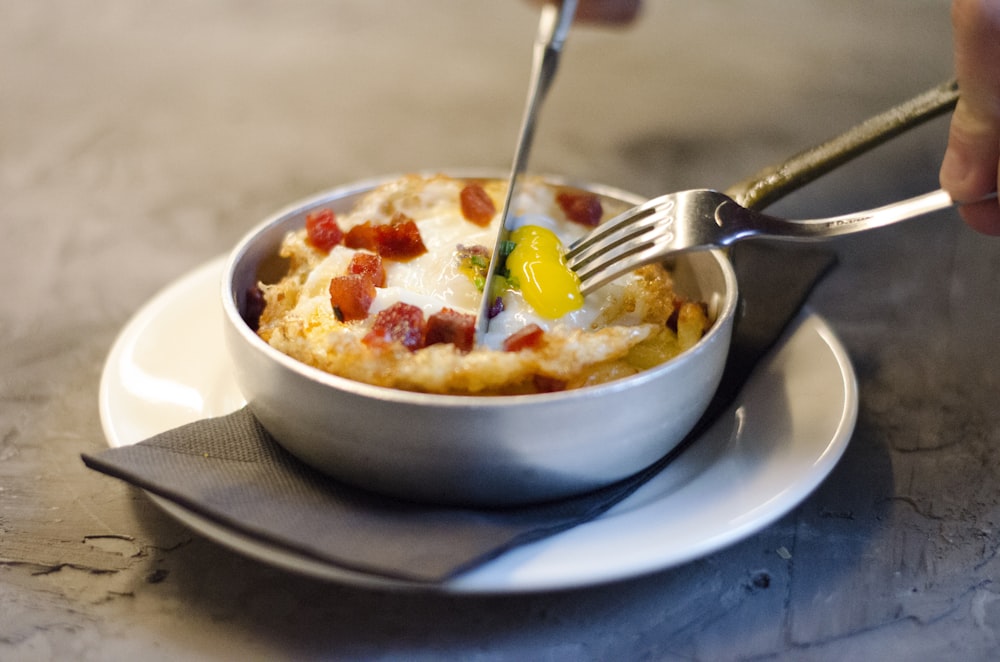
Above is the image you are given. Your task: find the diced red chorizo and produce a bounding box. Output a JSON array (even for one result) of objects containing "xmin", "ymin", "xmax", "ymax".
[
  {"xmin": 425, "ymin": 308, "xmax": 476, "ymax": 352},
  {"xmin": 533, "ymin": 374, "xmax": 567, "ymax": 393},
  {"xmin": 556, "ymin": 190, "xmax": 603, "ymax": 227},
  {"xmin": 459, "ymin": 182, "xmax": 496, "ymax": 226},
  {"xmin": 305, "ymin": 208, "xmax": 344, "ymax": 252},
  {"xmin": 502, "ymin": 323, "xmax": 544, "ymax": 352},
  {"xmin": 347, "ymin": 252, "xmax": 386, "ymax": 288},
  {"xmin": 344, "ymin": 221, "xmax": 377, "ymax": 251},
  {"xmin": 328, "ymin": 274, "xmax": 376, "ymax": 322},
  {"xmin": 363, "ymin": 302, "xmax": 426, "ymax": 350},
  {"xmin": 373, "ymin": 213, "xmax": 427, "ymax": 260},
  {"xmin": 242, "ymin": 285, "xmax": 266, "ymax": 332}
]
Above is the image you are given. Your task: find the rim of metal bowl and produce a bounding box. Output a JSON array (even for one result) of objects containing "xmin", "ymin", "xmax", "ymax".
[{"xmin": 221, "ymin": 170, "xmax": 739, "ymax": 408}]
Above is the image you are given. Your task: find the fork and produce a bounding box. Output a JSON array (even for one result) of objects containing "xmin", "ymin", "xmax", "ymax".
[{"xmin": 565, "ymin": 188, "xmax": 995, "ymax": 294}]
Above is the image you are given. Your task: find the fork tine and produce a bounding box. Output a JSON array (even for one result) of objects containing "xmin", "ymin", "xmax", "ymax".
[
  {"xmin": 566, "ymin": 195, "xmax": 674, "ymax": 259},
  {"xmin": 566, "ymin": 194, "xmax": 682, "ymax": 293},
  {"xmin": 573, "ymin": 238, "xmax": 681, "ymax": 294},
  {"xmin": 565, "ymin": 207, "xmax": 660, "ymax": 270}
]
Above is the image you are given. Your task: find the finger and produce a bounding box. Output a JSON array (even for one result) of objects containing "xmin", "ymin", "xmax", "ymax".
[
  {"xmin": 940, "ymin": 0, "xmax": 1000, "ymax": 232},
  {"xmin": 956, "ymin": 195, "xmax": 1000, "ymax": 235},
  {"xmin": 575, "ymin": 0, "xmax": 641, "ymax": 24},
  {"xmin": 527, "ymin": 0, "xmax": 641, "ymax": 25},
  {"xmin": 941, "ymin": 98, "xmax": 1000, "ymax": 232}
]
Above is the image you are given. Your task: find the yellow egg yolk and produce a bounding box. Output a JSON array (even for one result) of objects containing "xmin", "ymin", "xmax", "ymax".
[{"xmin": 506, "ymin": 225, "xmax": 583, "ymax": 319}]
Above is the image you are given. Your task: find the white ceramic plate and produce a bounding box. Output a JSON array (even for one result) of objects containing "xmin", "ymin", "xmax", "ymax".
[{"xmin": 99, "ymin": 256, "xmax": 858, "ymax": 593}]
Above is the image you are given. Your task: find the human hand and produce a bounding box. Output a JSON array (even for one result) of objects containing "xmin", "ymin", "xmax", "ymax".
[{"xmin": 940, "ymin": 0, "xmax": 1000, "ymax": 234}]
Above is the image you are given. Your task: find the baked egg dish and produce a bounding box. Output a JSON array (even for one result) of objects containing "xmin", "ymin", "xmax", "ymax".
[{"xmin": 252, "ymin": 174, "xmax": 710, "ymax": 395}]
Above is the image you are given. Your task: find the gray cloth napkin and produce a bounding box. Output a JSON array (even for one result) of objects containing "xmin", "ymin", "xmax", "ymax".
[{"xmin": 82, "ymin": 243, "xmax": 836, "ymax": 584}]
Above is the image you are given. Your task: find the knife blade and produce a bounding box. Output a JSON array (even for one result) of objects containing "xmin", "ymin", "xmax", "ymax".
[{"xmin": 474, "ymin": 0, "xmax": 577, "ymax": 342}]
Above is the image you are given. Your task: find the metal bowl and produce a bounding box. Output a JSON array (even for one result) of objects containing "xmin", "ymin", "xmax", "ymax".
[{"xmin": 221, "ymin": 173, "xmax": 738, "ymax": 506}]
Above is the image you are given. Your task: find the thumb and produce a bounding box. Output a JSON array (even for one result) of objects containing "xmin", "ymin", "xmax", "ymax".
[{"xmin": 940, "ymin": 0, "xmax": 1000, "ymax": 233}]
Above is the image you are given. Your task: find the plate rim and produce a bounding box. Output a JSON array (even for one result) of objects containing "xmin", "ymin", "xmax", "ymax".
[{"xmin": 98, "ymin": 256, "xmax": 858, "ymax": 594}]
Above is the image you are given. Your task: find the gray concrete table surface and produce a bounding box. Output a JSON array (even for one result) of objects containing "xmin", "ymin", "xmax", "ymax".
[{"xmin": 3, "ymin": 1, "xmax": 999, "ymax": 659}]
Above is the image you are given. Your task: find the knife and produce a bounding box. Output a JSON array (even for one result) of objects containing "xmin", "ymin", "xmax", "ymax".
[{"xmin": 475, "ymin": 0, "xmax": 578, "ymax": 342}]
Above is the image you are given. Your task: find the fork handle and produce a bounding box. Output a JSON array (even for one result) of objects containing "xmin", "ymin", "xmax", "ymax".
[
  {"xmin": 719, "ymin": 188, "xmax": 987, "ymax": 242},
  {"xmin": 726, "ymin": 80, "xmax": 960, "ymax": 211}
]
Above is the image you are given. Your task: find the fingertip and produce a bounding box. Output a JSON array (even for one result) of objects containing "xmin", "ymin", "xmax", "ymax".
[
  {"xmin": 940, "ymin": 99, "xmax": 1000, "ymax": 207},
  {"xmin": 575, "ymin": 0, "xmax": 641, "ymax": 24},
  {"xmin": 939, "ymin": 146, "xmax": 970, "ymax": 196},
  {"xmin": 956, "ymin": 200, "xmax": 1000, "ymax": 235}
]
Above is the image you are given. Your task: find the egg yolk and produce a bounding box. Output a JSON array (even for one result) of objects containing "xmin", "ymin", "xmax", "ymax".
[{"xmin": 506, "ymin": 225, "xmax": 583, "ymax": 318}]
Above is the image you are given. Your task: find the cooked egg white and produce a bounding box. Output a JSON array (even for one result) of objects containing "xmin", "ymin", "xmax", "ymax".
[{"xmin": 256, "ymin": 174, "xmax": 704, "ymax": 395}]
